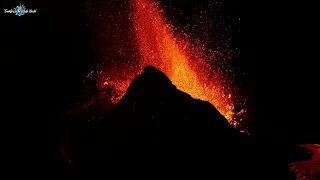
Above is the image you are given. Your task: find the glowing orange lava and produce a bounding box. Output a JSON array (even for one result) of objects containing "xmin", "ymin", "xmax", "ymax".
[
  {"xmin": 132, "ymin": 0, "xmax": 234, "ymax": 122},
  {"xmin": 96, "ymin": 0, "xmax": 242, "ymax": 124}
]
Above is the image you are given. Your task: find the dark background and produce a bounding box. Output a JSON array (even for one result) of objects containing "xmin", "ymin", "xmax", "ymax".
[{"xmin": 1, "ymin": 0, "xmax": 318, "ymax": 176}]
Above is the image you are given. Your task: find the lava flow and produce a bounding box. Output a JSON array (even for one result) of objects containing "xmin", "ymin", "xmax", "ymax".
[{"xmin": 96, "ymin": 0, "xmax": 243, "ymax": 124}]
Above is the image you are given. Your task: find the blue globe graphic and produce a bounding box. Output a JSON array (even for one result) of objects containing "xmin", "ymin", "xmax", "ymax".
[{"xmin": 15, "ymin": 6, "xmax": 24, "ymax": 16}]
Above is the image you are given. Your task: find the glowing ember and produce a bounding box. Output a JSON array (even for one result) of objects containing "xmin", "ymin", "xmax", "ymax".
[{"xmin": 93, "ymin": 0, "xmax": 244, "ymax": 125}]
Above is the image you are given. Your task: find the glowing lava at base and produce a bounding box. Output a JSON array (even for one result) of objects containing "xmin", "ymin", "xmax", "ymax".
[
  {"xmin": 289, "ymin": 144, "xmax": 320, "ymax": 180},
  {"xmin": 96, "ymin": 0, "xmax": 244, "ymax": 125}
]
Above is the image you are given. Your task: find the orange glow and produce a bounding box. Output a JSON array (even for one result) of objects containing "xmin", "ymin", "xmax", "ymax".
[
  {"xmin": 133, "ymin": 0, "xmax": 234, "ymax": 121},
  {"xmin": 96, "ymin": 0, "xmax": 243, "ymax": 124}
]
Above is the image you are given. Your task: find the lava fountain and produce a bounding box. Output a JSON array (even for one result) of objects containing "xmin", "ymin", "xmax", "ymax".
[
  {"xmin": 132, "ymin": 0, "xmax": 236, "ymax": 122},
  {"xmin": 95, "ymin": 0, "xmax": 244, "ymax": 125}
]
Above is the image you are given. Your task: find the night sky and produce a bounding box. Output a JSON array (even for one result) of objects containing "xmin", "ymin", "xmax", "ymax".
[{"xmin": 1, "ymin": 0, "xmax": 318, "ymax": 176}]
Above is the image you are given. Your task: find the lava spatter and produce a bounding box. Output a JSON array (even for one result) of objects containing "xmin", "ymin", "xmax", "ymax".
[
  {"xmin": 132, "ymin": 0, "xmax": 237, "ymax": 122},
  {"xmin": 91, "ymin": 0, "xmax": 244, "ymax": 125}
]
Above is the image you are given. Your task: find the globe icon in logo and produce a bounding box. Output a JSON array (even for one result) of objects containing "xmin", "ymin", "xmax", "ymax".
[{"xmin": 15, "ymin": 4, "xmax": 25, "ymax": 16}]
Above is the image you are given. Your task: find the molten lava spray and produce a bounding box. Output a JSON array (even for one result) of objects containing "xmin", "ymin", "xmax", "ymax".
[
  {"xmin": 132, "ymin": 0, "xmax": 235, "ymax": 121},
  {"xmin": 95, "ymin": 0, "xmax": 244, "ymax": 125}
]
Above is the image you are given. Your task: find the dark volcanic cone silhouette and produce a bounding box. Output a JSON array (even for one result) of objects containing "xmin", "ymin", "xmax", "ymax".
[
  {"xmin": 72, "ymin": 66, "xmax": 292, "ymax": 179},
  {"xmin": 112, "ymin": 66, "xmax": 233, "ymax": 131},
  {"xmin": 103, "ymin": 66, "xmax": 241, "ymax": 147}
]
